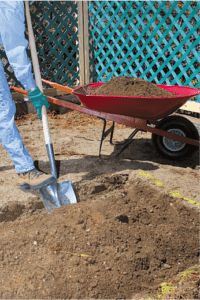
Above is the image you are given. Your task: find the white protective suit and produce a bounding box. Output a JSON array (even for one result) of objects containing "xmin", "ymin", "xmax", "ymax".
[{"xmin": 0, "ymin": 0, "xmax": 36, "ymax": 173}]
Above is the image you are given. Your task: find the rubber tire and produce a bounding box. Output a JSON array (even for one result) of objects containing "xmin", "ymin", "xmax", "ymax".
[{"xmin": 152, "ymin": 115, "xmax": 199, "ymax": 159}]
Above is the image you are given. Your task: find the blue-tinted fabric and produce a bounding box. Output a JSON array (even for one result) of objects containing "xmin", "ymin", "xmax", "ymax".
[
  {"xmin": 0, "ymin": 1, "xmax": 36, "ymax": 90},
  {"xmin": 0, "ymin": 1, "xmax": 35, "ymax": 173}
]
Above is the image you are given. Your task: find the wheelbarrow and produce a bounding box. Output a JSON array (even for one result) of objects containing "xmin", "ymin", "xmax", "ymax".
[{"xmin": 12, "ymin": 80, "xmax": 200, "ymax": 159}]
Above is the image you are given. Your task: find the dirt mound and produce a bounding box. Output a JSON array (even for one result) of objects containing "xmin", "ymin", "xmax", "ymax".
[
  {"xmin": 93, "ymin": 77, "xmax": 174, "ymax": 96},
  {"xmin": 0, "ymin": 177, "xmax": 199, "ymax": 299}
]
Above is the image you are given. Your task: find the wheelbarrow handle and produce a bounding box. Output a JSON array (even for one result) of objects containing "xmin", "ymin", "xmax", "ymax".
[
  {"xmin": 11, "ymin": 86, "xmax": 27, "ymax": 95},
  {"xmin": 42, "ymin": 79, "xmax": 73, "ymax": 94}
]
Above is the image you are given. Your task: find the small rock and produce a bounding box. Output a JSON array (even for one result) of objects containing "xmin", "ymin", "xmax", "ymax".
[
  {"xmin": 91, "ymin": 184, "xmax": 107, "ymax": 194},
  {"xmin": 115, "ymin": 214, "xmax": 129, "ymax": 224},
  {"xmin": 87, "ymin": 258, "xmax": 96, "ymax": 265},
  {"xmin": 162, "ymin": 263, "xmax": 171, "ymax": 269},
  {"xmin": 76, "ymin": 218, "xmax": 84, "ymax": 225}
]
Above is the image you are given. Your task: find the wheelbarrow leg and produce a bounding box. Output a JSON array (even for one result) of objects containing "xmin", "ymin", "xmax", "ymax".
[
  {"xmin": 109, "ymin": 122, "xmax": 115, "ymax": 145},
  {"xmin": 116, "ymin": 128, "xmax": 140, "ymax": 156},
  {"xmin": 98, "ymin": 118, "xmax": 141, "ymax": 157},
  {"xmin": 99, "ymin": 118, "xmax": 115, "ymax": 157}
]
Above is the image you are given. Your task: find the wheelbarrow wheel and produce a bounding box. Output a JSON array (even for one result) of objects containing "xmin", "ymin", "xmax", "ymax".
[{"xmin": 152, "ymin": 115, "xmax": 199, "ymax": 159}]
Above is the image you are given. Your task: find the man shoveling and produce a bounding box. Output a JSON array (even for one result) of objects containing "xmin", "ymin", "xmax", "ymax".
[{"xmin": 0, "ymin": 1, "xmax": 54, "ymax": 189}]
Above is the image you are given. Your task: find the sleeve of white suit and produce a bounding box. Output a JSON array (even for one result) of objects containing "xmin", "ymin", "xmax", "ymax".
[{"xmin": 0, "ymin": 2, "xmax": 36, "ymax": 91}]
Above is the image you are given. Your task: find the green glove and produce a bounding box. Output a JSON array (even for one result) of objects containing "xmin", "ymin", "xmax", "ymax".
[{"xmin": 28, "ymin": 86, "xmax": 50, "ymax": 119}]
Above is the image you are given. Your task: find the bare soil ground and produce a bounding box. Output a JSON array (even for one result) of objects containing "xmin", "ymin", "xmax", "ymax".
[{"xmin": 0, "ymin": 111, "xmax": 199, "ymax": 299}]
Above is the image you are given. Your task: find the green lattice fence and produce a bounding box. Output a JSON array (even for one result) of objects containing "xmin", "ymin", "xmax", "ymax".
[
  {"xmin": 0, "ymin": 1, "xmax": 80, "ymax": 86},
  {"xmin": 88, "ymin": 1, "xmax": 200, "ymax": 101},
  {"xmin": 0, "ymin": 48, "xmax": 21, "ymax": 86},
  {"xmin": 30, "ymin": 1, "xmax": 79, "ymax": 86}
]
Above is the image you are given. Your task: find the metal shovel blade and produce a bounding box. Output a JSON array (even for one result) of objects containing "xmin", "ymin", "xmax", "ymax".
[{"xmin": 39, "ymin": 181, "xmax": 77, "ymax": 213}]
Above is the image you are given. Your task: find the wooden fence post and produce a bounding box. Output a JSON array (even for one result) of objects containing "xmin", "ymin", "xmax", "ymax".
[{"xmin": 78, "ymin": 1, "xmax": 90, "ymax": 85}]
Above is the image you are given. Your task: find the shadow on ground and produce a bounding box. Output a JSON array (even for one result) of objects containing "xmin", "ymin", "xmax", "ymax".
[
  {"xmin": 34, "ymin": 137, "xmax": 199, "ymax": 181},
  {"xmin": 35, "ymin": 155, "xmax": 158, "ymax": 182},
  {"xmin": 110, "ymin": 138, "xmax": 199, "ymax": 168}
]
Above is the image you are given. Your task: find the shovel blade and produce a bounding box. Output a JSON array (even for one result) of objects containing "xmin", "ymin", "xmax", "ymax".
[{"xmin": 40, "ymin": 181, "xmax": 77, "ymax": 213}]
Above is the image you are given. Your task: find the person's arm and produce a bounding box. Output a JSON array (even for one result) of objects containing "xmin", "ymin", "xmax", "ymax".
[
  {"xmin": 0, "ymin": 2, "xmax": 36, "ymax": 91},
  {"xmin": 0, "ymin": 2, "xmax": 49, "ymax": 119}
]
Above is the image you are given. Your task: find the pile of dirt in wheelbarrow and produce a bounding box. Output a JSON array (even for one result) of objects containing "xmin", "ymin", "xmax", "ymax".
[
  {"xmin": 93, "ymin": 77, "xmax": 174, "ymax": 96},
  {"xmin": 0, "ymin": 177, "xmax": 199, "ymax": 299}
]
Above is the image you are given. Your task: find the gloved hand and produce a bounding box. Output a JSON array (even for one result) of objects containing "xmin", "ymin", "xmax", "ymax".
[{"xmin": 28, "ymin": 86, "xmax": 50, "ymax": 119}]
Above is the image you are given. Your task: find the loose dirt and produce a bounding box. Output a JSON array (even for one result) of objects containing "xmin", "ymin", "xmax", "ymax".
[
  {"xmin": 0, "ymin": 111, "xmax": 199, "ymax": 299},
  {"xmin": 93, "ymin": 77, "xmax": 174, "ymax": 96}
]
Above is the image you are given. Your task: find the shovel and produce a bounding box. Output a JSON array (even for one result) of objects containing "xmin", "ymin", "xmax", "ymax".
[{"xmin": 24, "ymin": 2, "xmax": 77, "ymax": 212}]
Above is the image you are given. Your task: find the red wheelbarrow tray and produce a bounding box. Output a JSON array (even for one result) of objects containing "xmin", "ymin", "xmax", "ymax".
[
  {"xmin": 11, "ymin": 81, "xmax": 200, "ymax": 150},
  {"xmin": 73, "ymin": 82, "xmax": 200, "ymax": 122}
]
